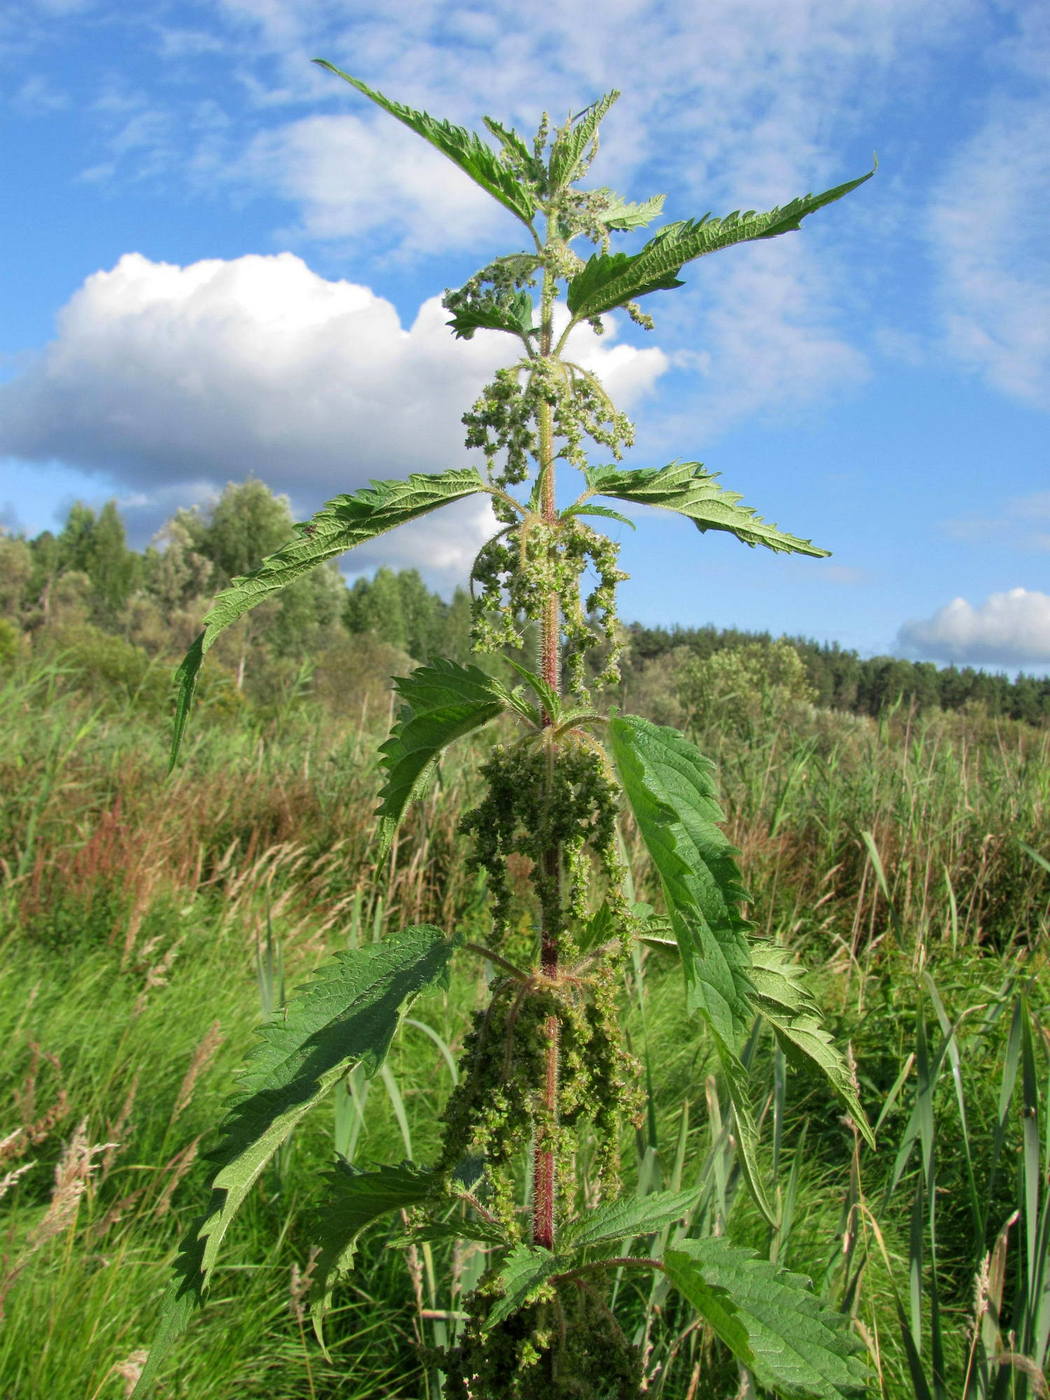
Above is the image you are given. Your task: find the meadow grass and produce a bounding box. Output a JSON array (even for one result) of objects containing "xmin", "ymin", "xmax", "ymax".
[{"xmin": 1, "ymin": 655, "xmax": 1047, "ymax": 1397}]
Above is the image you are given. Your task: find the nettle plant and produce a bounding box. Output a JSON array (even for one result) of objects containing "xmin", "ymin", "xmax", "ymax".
[{"xmin": 137, "ymin": 67, "xmax": 876, "ymax": 1400}]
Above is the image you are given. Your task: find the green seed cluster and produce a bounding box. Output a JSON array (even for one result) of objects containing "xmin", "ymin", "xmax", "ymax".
[
  {"xmin": 438, "ymin": 969, "xmax": 642, "ymax": 1228},
  {"xmin": 444, "ymin": 736, "xmax": 643, "ymax": 1234},
  {"xmin": 469, "ymin": 516, "xmax": 626, "ymax": 694},
  {"xmin": 463, "ymin": 363, "xmax": 537, "ymax": 496},
  {"xmin": 462, "ymin": 355, "xmax": 633, "ymax": 496},
  {"xmin": 444, "ymin": 1280, "xmax": 644, "ymax": 1400},
  {"xmin": 458, "ymin": 737, "xmax": 619, "ymax": 940}
]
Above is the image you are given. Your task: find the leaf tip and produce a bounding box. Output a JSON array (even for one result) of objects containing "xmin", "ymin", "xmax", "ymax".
[{"xmin": 169, "ymin": 631, "xmax": 206, "ymax": 772}]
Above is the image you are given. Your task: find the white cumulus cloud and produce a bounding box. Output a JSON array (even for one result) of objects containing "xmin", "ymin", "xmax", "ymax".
[
  {"xmin": 0, "ymin": 250, "xmax": 667, "ymax": 578},
  {"xmin": 897, "ymin": 588, "xmax": 1050, "ymax": 668}
]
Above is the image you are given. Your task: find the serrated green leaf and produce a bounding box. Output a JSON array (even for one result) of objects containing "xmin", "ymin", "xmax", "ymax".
[
  {"xmin": 750, "ymin": 942, "xmax": 875, "ymax": 1149},
  {"xmin": 562, "ymin": 502, "xmax": 636, "ymax": 529},
  {"xmin": 398, "ymin": 1215, "xmax": 510, "ymax": 1248},
  {"xmin": 567, "ymin": 166, "xmax": 874, "ymax": 319},
  {"xmin": 315, "ymin": 61, "xmax": 537, "ymax": 228},
  {"xmin": 377, "ymin": 660, "xmax": 507, "ymax": 857},
  {"xmin": 568, "ymin": 248, "xmax": 684, "ymax": 317},
  {"xmin": 609, "ymin": 716, "xmax": 752, "ymax": 1042},
  {"xmin": 609, "ymin": 715, "xmax": 772, "ymax": 1220},
  {"xmin": 310, "ymin": 1161, "xmax": 441, "ymax": 1343},
  {"xmin": 482, "ymin": 116, "xmax": 546, "ymax": 186},
  {"xmin": 578, "ymin": 900, "xmax": 617, "ymax": 956},
  {"xmin": 562, "ymin": 1188, "xmax": 697, "ymax": 1250},
  {"xmin": 447, "ymin": 289, "xmax": 536, "ymax": 341},
  {"xmin": 585, "ymin": 461, "xmax": 828, "ymax": 557},
  {"xmin": 548, "ymin": 92, "xmax": 620, "ymax": 191},
  {"xmin": 664, "ymin": 1238, "xmax": 868, "ymax": 1398},
  {"xmin": 592, "ymin": 190, "xmax": 666, "ymax": 231},
  {"xmin": 486, "ymin": 1243, "xmax": 562, "ymax": 1327},
  {"xmin": 170, "ymin": 467, "xmax": 485, "ymax": 766},
  {"xmin": 133, "ymin": 926, "xmax": 454, "ymax": 1397}
]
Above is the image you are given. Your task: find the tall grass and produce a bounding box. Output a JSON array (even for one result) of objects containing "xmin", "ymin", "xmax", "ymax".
[{"xmin": 1, "ymin": 654, "xmax": 1047, "ymax": 1397}]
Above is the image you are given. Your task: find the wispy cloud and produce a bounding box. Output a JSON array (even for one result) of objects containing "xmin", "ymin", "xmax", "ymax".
[
  {"xmin": 926, "ymin": 26, "xmax": 1050, "ymax": 411},
  {"xmin": 242, "ymin": 113, "xmax": 510, "ymax": 254},
  {"xmin": 11, "ymin": 74, "xmax": 69, "ymax": 115},
  {"xmin": 941, "ymin": 490, "xmax": 1050, "ymax": 553},
  {"xmin": 898, "ymin": 587, "xmax": 1050, "ymax": 667}
]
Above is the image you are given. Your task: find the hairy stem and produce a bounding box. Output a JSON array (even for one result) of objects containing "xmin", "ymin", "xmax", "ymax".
[{"xmin": 532, "ymin": 274, "xmax": 562, "ymax": 1250}]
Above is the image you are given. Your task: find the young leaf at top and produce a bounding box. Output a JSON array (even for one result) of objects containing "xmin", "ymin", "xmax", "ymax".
[
  {"xmin": 584, "ymin": 461, "xmax": 829, "ymax": 557},
  {"xmin": 314, "ymin": 61, "xmax": 538, "ymax": 229},
  {"xmin": 376, "ymin": 660, "xmax": 509, "ymax": 858},
  {"xmin": 750, "ymin": 941, "xmax": 875, "ymax": 1149},
  {"xmin": 567, "ymin": 166, "xmax": 874, "ymax": 321},
  {"xmin": 171, "ymin": 467, "xmax": 485, "ymax": 766},
  {"xmin": 664, "ymin": 1237, "xmax": 868, "ymax": 1399},
  {"xmin": 502, "ymin": 655, "xmax": 563, "ymax": 725},
  {"xmin": 482, "ymin": 115, "xmax": 546, "ymax": 188},
  {"xmin": 310, "ymin": 1161, "xmax": 442, "ymax": 1344},
  {"xmin": 561, "ymin": 1188, "xmax": 698, "ymax": 1251},
  {"xmin": 547, "ymin": 91, "xmax": 620, "ymax": 192},
  {"xmin": 133, "ymin": 925, "xmax": 455, "ymax": 1397},
  {"xmin": 609, "ymin": 714, "xmax": 772, "ymax": 1220}
]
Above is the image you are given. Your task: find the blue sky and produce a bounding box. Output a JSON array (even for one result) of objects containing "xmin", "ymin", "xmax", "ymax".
[{"xmin": 1, "ymin": 0, "xmax": 1048, "ymax": 671}]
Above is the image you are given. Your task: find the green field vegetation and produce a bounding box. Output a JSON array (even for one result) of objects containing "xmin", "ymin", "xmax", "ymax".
[{"xmin": 1, "ymin": 632, "xmax": 1047, "ymax": 1398}]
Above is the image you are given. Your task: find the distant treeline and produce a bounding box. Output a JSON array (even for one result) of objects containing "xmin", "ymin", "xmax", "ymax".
[
  {"xmin": 625, "ymin": 623, "xmax": 1050, "ymax": 724},
  {"xmin": 0, "ymin": 482, "xmax": 473, "ymax": 683},
  {"xmin": 1, "ymin": 484, "xmax": 1047, "ymax": 724}
]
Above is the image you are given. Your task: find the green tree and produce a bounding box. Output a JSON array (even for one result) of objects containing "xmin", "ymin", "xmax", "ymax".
[
  {"xmin": 344, "ymin": 567, "xmax": 457, "ymax": 660},
  {"xmin": 56, "ymin": 501, "xmax": 96, "ymax": 574},
  {"xmin": 25, "ymin": 530, "xmax": 60, "ymax": 623},
  {"xmin": 679, "ymin": 637, "xmax": 815, "ymax": 738},
  {"xmin": 396, "ymin": 568, "xmax": 444, "ymax": 658},
  {"xmin": 344, "ymin": 566, "xmax": 408, "ymax": 649},
  {"xmin": 440, "ymin": 585, "xmax": 474, "ymax": 663},
  {"xmin": 85, "ymin": 500, "xmax": 139, "ymax": 623},
  {"xmin": 178, "ymin": 479, "xmax": 290, "ymax": 583},
  {"xmin": 0, "ymin": 533, "xmax": 32, "ymax": 620},
  {"xmin": 176, "ymin": 479, "xmax": 346, "ymax": 684},
  {"xmin": 144, "ymin": 518, "xmax": 215, "ymax": 614}
]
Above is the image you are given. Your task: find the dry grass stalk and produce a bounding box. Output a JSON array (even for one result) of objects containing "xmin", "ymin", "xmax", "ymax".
[
  {"xmin": 12, "ymin": 1042, "xmax": 70, "ymax": 1145},
  {"xmin": 289, "ymin": 1245, "xmax": 321, "ymax": 1325},
  {"xmin": 0, "ymin": 1128, "xmax": 26, "ymax": 1168},
  {"xmin": 0, "ymin": 1119, "xmax": 117, "ymax": 1317},
  {"xmin": 132, "ymin": 940, "xmax": 181, "ymax": 1016},
  {"xmin": 111, "ymin": 1349, "xmax": 149, "ymax": 1399},
  {"xmin": 103, "ymin": 1071, "xmax": 140, "ymax": 1176},
  {"xmin": 171, "ymin": 1020, "xmax": 223, "ymax": 1124},
  {"xmin": 0, "ymin": 1159, "xmax": 36, "ymax": 1205},
  {"xmin": 151, "ymin": 1135, "xmax": 201, "ymax": 1220},
  {"xmin": 91, "ymin": 1184, "xmax": 148, "ymax": 1239},
  {"xmin": 32, "ymin": 1119, "xmax": 117, "ymax": 1246}
]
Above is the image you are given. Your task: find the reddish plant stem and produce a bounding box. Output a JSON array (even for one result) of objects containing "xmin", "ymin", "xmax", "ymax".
[
  {"xmin": 532, "ymin": 382, "xmax": 561, "ymax": 1252},
  {"xmin": 532, "ymin": 1011, "xmax": 560, "ymax": 1250}
]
